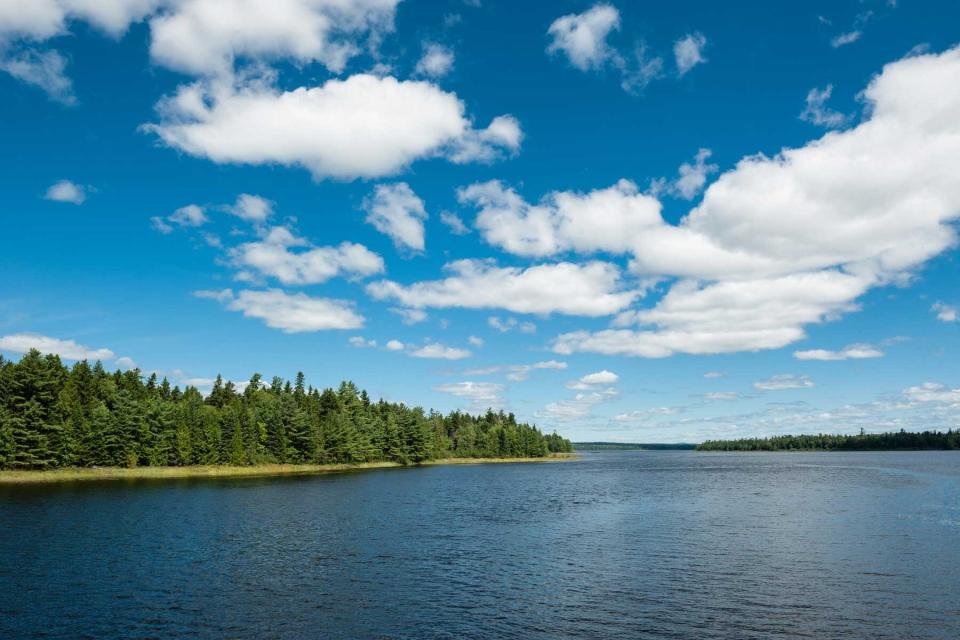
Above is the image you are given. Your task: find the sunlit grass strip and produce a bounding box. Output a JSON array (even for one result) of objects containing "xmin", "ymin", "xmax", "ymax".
[{"xmin": 0, "ymin": 454, "xmax": 577, "ymax": 484}]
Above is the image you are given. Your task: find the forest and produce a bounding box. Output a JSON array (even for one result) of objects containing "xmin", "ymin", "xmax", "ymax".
[
  {"xmin": 0, "ymin": 350, "xmax": 572, "ymax": 470},
  {"xmin": 696, "ymin": 430, "xmax": 960, "ymax": 451}
]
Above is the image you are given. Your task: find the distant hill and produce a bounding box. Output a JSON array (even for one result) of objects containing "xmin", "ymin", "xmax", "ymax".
[{"xmin": 573, "ymin": 442, "xmax": 697, "ymax": 451}]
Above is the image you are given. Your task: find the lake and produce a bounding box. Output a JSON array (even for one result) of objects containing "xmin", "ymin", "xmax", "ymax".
[{"xmin": 1, "ymin": 451, "xmax": 959, "ymax": 639}]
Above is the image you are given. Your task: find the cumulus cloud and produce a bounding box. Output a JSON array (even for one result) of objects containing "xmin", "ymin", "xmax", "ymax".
[
  {"xmin": 367, "ymin": 259, "xmax": 638, "ymax": 317},
  {"xmin": 488, "ymin": 316, "xmax": 536, "ymax": 334},
  {"xmin": 385, "ymin": 339, "xmax": 405, "ymax": 351},
  {"xmin": 152, "ymin": 204, "xmax": 209, "ymax": 234},
  {"xmin": 464, "ymin": 359, "xmax": 566, "ymax": 382},
  {"xmin": 145, "ymin": 74, "xmax": 522, "ymax": 180},
  {"xmin": 231, "ymin": 226, "xmax": 384, "ymax": 285},
  {"xmin": 389, "ymin": 307, "xmax": 427, "ymax": 325},
  {"xmin": 467, "ymin": 335, "xmax": 484, "ymax": 347},
  {"xmin": 649, "ymin": 148, "xmax": 718, "ymax": 200},
  {"xmin": 932, "ymin": 301, "xmax": 957, "ymax": 322},
  {"xmin": 799, "ymin": 85, "xmax": 849, "ymax": 128},
  {"xmin": 409, "ymin": 342, "xmax": 471, "ymax": 360},
  {"xmin": 434, "ymin": 381, "xmax": 503, "ymax": 410},
  {"xmin": 460, "ymin": 178, "xmax": 662, "ymax": 257},
  {"xmin": 754, "ymin": 374, "xmax": 815, "ymax": 391},
  {"xmin": 147, "ymin": 0, "xmax": 398, "ymax": 76},
  {"xmin": 226, "ymin": 193, "xmax": 273, "ymax": 223},
  {"xmin": 364, "ymin": 183, "xmax": 428, "ymax": 252},
  {"xmin": 415, "ymin": 42, "xmax": 454, "ymax": 78},
  {"xmin": 198, "ymin": 288, "xmax": 364, "ymax": 332},
  {"xmin": 566, "ymin": 369, "xmax": 618, "ymax": 390},
  {"xmin": 554, "ymin": 46, "xmax": 960, "ymax": 357},
  {"xmin": 673, "ymin": 32, "xmax": 707, "ymax": 76},
  {"xmin": 44, "ymin": 179, "xmax": 87, "ymax": 204},
  {"xmin": 793, "ymin": 343, "xmax": 884, "ymax": 361},
  {"xmin": 348, "ymin": 336, "xmax": 376, "ymax": 348},
  {"xmin": 0, "ymin": 49, "xmax": 74, "ymax": 103},
  {"xmin": 546, "ymin": 3, "xmax": 620, "ymax": 71},
  {"xmin": 903, "ymin": 382, "xmax": 960, "ymax": 405},
  {"xmin": 537, "ymin": 387, "xmax": 619, "ymax": 422},
  {"xmin": 0, "ymin": 1, "xmax": 398, "ymax": 100},
  {"xmin": 439, "ymin": 210, "xmax": 470, "ymax": 235},
  {"xmin": 0, "ymin": 332, "xmax": 114, "ymax": 361}
]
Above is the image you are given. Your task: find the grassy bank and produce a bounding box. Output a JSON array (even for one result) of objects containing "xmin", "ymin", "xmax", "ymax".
[{"xmin": 0, "ymin": 453, "xmax": 577, "ymax": 484}]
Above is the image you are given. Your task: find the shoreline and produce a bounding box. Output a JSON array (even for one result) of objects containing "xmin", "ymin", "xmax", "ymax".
[{"xmin": 0, "ymin": 453, "xmax": 577, "ymax": 485}]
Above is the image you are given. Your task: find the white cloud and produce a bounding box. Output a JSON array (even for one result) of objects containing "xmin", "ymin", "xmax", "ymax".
[
  {"xmin": 115, "ymin": 356, "xmax": 139, "ymax": 369},
  {"xmin": 705, "ymin": 391, "xmax": 737, "ymax": 401},
  {"xmin": 932, "ymin": 301, "xmax": 957, "ymax": 322},
  {"xmin": 831, "ymin": 31, "xmax": 861, "ymax": 48},
  {"xmin": 537, "ymin": 387, "xmax": 618, "ymax": 422},
  {"xmin": 0, "ymin": 332, "xmax": 114, "ymax": 361},
  {"xmin": 409, "ymin": 342, "xmax": 471, "ymax": 360},
  {"xmin": 488, "ymin": 316, "xmax": 536, "ymax": 334},
  {"xmin": 200, "ymin": 288, "xmax": 364, "ymax": 332},
  {"xmin": 0, "ymin": 49, "xmax": 74, "ymax": 103},
  {"xmin": 619, "ymin": 42, "xmax": 663, "ymax": 93},
  {"xmin": 566, "ymin": 369, "xmax": 618, "ymax": 390},
  {"xmin": 44, "ymin": 179, "xmax": 86, "ymax": 204},
  {"xmin": 793, "ymin": 343, "xmax": 884, "ymax": 361},
  {"xmin": 226, "ymin": 193, "xmax": 273, "ymax": 223},
  {"xmin": 152, "ymin": 203, "xmax": 208, "ymax": 233},
  {"xmin": 389, "ymin": 307, "xmax": 428, "ymax": 325},
  {"xmin": 467, "ymin": 335, "xmax": 484, "ymax": 347},
  {"xmin": 169, "ymin": 203, "xmax": 208, "ymax": 226},
  {"xmin": 231, "ymin": 226, "xmax": 384, "ymax": 285},
  {"xmin": 465, "ymin": 359, "xmax": 566, "ymax": 381},
  {"xmin": 364, "ymin": 183, "xmax": 428, "ymax": 252},
  {"xmin": 193, "ymin": 288, "xmax": 234, "ymax": 303},
  {"xmin": 145, "ymin": 74, "xmax": 521, "ymax": 180},
  {"xmin": 440, "ymin": 210, "xmax": 470, "ymax": 235},
  {"xmin": 0, "ymin": 1, "xmax": 396, "ymax": 99},
  {"xmin": 546, "ymin": 4, "xmax": 620, "ymax": 71},
  {"xmin": 673, "ymin": 32, "xmax": 706, "ymax": 76},
  {"xmin": 348, "ymin": 336, "xmax": 376, "ymax": 348},
  {"xmin": 0, "ymin": 0, "xmax": 161, "ymax": 41},
  {"xmin": 754, "ymin": 374, "xmax": 815, "ymax": 391},
  {"xmin": 147, "ymin": 0, "xmax": 399, "ymax": 76},
  {"xmin": 704, "ymin": 371, "xmax": 724, "ymax": 379},
  {"xmin": 385, "ymin": 339, "xmax": 405, "ymax": 351},
  {"xmin": 649, "ymin": 148, "xmax": 718, "ymax": 200},
  {"xmin": 580, "ymin": 370, "xmax": 619, "ymax": 385},
  {"xmin": 434, "ymin": 381, "xmax": 503, "ymax": 410},
  {"xmin": 460, "ymin": 178, "xmax": 662, "ymax": 258},
  {"xmin": 368, "ymin": 259, "xmax": 638, "ymax": 317},
  {"xmin": 415, "ymin": 42, "xmax": 454, "ymax": 78},
  {"xmin": 903, "ymin": 382, "xmax": 960, "ymax": 405},
  {"xmin": 446, "ymin": 114, "xmax": 522, "ymax": 164},
  {"xmin": 799, "ymin": 85, "xmax": 849, "ymax": 128},
  {"xmin": 613, "ymin": 406, "xmax": 678, "ymax": 422},
  {"xmin": 554, "ymin": 46, "xmax": 960, "ymax": 358}
]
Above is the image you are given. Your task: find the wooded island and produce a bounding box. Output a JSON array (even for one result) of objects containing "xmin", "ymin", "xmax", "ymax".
[
  {"xmin": 696, "ymin": 430, "xmax": 960, "ymax": 451},
  {"xmin": 0, "ymin": 350, "xmax": 572, "ymax": 472}
]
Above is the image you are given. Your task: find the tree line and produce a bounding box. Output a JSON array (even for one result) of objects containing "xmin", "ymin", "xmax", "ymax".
[
  {"xmin": 0, "ymin": 350, "xmax": 572, "ymax": 470},
  {"xmin": 696, "ymin": 429, "xmax": 960, "ymax": 451}
]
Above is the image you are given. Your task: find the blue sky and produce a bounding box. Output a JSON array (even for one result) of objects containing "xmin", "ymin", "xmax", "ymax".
[{"xmin": 1, "ymin": 0, "xmax": 958, "ymax": 442}]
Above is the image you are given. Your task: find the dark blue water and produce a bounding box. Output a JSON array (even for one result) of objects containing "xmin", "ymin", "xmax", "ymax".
[{"xmin": 1, "ymin": 451, "xmax": 959, "ymax": 639}]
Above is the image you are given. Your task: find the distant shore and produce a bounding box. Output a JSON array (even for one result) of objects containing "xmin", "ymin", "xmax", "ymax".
[{"xmin": 0, "ymin": 453, "xmax": 577, "ymax": 485}]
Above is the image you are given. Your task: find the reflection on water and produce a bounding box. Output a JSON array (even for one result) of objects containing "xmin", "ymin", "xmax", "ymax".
[{"xmin": 1, "ymin": 451, "xmax": 959, "ymax": 639}]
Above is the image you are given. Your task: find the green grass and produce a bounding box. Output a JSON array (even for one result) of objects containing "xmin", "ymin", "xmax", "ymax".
[{"xmin": 0, "ymin": 453, "xmax": 576, "ymax": 484}]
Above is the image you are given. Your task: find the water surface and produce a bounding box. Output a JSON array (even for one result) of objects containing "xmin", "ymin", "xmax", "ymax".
[{"xmin": 2, "ymin": 451, "xmax": 959, "ymax": 639}]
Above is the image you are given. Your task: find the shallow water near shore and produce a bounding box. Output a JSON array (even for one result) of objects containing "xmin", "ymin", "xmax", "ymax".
[{"xmin": 2, "ymin": 450, "xmax": 959, "ymax": 639}]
